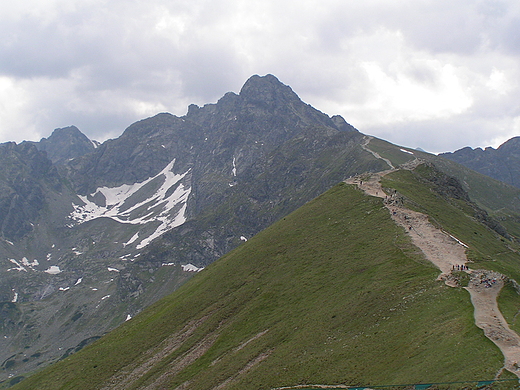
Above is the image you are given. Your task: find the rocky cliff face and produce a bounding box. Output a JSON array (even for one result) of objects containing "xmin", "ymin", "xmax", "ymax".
[
  {"xmin": 26, "ymin": 125, "xmax": 97, "ymax": 165},
  {"xmin": 0, "ymin": 142, "xmax": 63, "ymax": 242},
  {"xmin": 0, "ymin": 74, "xmax": 389, "ymax": 382},
  {"xmin": 441, "ymin": 137, "xmax": 520, "ymax": 188}
]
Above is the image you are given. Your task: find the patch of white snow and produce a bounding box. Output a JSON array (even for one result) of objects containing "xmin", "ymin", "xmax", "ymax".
[
  {"xmin": 400, "ymin": 148, "xmax": 414, "ymax": 155},
  {"xmin": 126, "ymin": 314, "xmax": 132, "ymax": 321},
  {"xmin": 240, "ymin": 236, "xmax": 248, "ymax": 242},
  {"xmin": 181, "ymin": 264, "xmax": 204, "ymax": 272},
  {"xmin": 7, "ymin": 259, "xmax": 27, "ymax": 272},
  {"xmin": 21, "ymin": 258, "xmax": 39, "ymax": 268},
  {"xmin": 70, "ymin": 159, "xmax": 191, "ymax": 250},
  {"xmin": 447, "ymin": 233, "xmax": 469, "ymax": 248},
  {"xmin": 123, "ymin": 232, "xmax": 140, "ymax": 247},
  {"xmin": 74, "ymin": 278, "xmax": 83, "ymax": 285},
  {"xmin": 107, "ymin": 267, "xmax": 120, "ymax": 272},
  {"xmin": 44, "ymin": 266, "xmax": 62, "ymax": 274}
]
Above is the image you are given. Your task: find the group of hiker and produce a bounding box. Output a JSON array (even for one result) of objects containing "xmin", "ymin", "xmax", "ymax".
[
  {"xmin": 480, "ymin": 276, "xmax": 498, "ymax": 288},
  {"xmin": 452, "ymin": 264, "xmax": 469, "ymax": 271}
]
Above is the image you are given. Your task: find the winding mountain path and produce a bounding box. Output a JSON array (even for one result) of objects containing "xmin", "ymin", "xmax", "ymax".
[{"xmin": 346, "ymin": 145, "xmax": 520, "ymax": 377}]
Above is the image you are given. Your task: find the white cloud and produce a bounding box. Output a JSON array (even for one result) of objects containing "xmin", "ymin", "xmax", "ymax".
[{"xmin": 0, "ymin": 0, "xmax": 519, "ymax": 152}]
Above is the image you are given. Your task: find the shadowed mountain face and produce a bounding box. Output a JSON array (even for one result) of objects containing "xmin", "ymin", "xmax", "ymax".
[
  {"xmin": 26, "ymin": 125, "xmax": 97, "ymax": 165},
  {"xmin": 0, "ymin": 142, "xmax": 63, "ymax": 242},
  {"xmin": 441, "ymin": 137, "xmax": 520, "ymax": 188}
]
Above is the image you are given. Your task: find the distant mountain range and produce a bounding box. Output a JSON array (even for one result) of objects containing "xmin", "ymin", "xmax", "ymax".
[
  {"xmin": 441, "ymin": 137, "xmax": 520, "ymax": 188},
  {"xmin": 2, "ymin": 74, "xmax": 520, "ymax": 387}
]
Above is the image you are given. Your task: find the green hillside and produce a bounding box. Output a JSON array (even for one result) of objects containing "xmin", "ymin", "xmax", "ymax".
[
  {"xmin": 367, "ymin": 136, "xmax": 520, "ymax": 237},
  {"xmin": 12, "ymin": 169, "xmax": 520, "ymax": 390}
]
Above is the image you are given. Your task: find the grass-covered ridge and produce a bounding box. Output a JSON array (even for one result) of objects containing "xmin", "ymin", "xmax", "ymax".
[
  {"xmin": 13, "ymin": 183, "xmax": 506, "ymax": 390},
  {"xmin": 381, "ymin": 165, "xmax": 520, "ymax": 282}
]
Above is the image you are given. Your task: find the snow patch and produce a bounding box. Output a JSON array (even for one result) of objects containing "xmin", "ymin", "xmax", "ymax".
[
  {"xmin": 447, "ymin": 233, "xmax": 469, "ymax": 248},
  {"xmin": 101, "ymin": 295, "xmax": 110, "ymax": 300},
  {"xmin": 123, "ymin": 232, "xmax": 140, "ymax": 247},
  {"xmin": 162, "ymin": 262, "xmax": 175, "ymax": 266},
  {"xmin": 11, "ymin": 290, "xmax": 18, "ymax": 303},
  {"xmin": 232, "ymin": 157, "xmax": 237, "ymax": 176},
  {"xmin": 22, "ymin": 258, "xmax": 39, "ymax": 267},
  {"xmin": 126, "ymin": 314, "xmax": 132, "ymax": 321},
  {"xmin": 7, "ymin": 258, "xmax": 40, "ymax": 272},
  {"xmin": 7, "ymin": 259, "xmax": 27, "ymax": 272},
  {"xmin": 74, "ymin": 278, "xmax": 83, "ymax": 285},
  {"xmin": 181, "ymin": 264, "xmax": 204, "ymax": 272},
  {"xmin": 400, "ymin": 148, "xmax": 414, "ymax": 155},
  {"xmin": 59, "ymin": 287, "xmax": 70, "ymax": 291},
  {"xmin": 107, "ymin": 267, "xmax": 120, "ymax": 272},
  {"xmin": 44, "ymin": 266, "xmax": 62, "ymax": 274},
  {"xmin": 70, "ymin": 159, "xmax": 191, "ymax": 250},
  {"xmin": 240, "ymin": 236, "xmax": 248, "ymax": 242}
]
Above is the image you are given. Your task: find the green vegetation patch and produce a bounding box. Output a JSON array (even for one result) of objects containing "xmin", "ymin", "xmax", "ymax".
[
  {"xmin": 497, "ymin": 280, "xmax": 520, "ymax": 335},
  {"xmin": 366, "ymin": 137, "xmax": 415, "ymax": 167}
]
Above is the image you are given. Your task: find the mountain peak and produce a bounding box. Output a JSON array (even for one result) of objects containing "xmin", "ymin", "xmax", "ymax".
[
  {"xmin": 35, "ymin": 125, "xmax": 95, "ymax": 164},
  {"xmin": 239, "ymin": 74, "xmax": 301, "ymax": 107},
  {"xmin": 46, "ymin": 125, "xmax": 83, "ymax": 139}
]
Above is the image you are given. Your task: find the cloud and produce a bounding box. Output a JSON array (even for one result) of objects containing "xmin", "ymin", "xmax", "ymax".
[{"xmin": 0, "ymin": 0, "xmax": 519, "ymax": 152}]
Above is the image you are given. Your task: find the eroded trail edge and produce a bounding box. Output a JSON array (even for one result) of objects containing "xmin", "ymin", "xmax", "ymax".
[{"xmin": 346, "ymin": 163, "xmax": 520, "ymax": 378}]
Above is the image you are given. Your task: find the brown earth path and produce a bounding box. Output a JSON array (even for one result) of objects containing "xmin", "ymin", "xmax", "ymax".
[{"xmin": 345, "ymin": 144, "xmax": 520, "ymax": 378}]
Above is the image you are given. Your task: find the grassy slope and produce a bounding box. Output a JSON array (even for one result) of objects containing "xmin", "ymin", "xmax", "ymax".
[
  {"xmin": 382, "ymin": 166, "xmax": 520, "ymax": 352},
  {"xmin": 381, "ymin": 167, "xmax": 520, "ymax": 281},
  {"xmin": 12, "ymin": 182, "xmax": 506, "ymax": 390},
  {"xmin": 368, "ymin": 136, "xmax": 520, "ymax": 220}
]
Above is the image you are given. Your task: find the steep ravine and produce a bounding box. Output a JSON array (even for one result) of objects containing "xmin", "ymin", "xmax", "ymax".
[{"xmin": 346, "ymin": 162, "xmax": 520, "ymax": 378}]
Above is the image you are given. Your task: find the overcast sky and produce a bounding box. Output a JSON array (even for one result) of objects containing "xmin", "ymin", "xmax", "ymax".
[{"xmin": 1, "ymin": 0, "xmax": 519, "ymax": 153}]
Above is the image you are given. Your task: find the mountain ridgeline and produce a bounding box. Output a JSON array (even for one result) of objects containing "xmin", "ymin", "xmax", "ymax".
[
  {"xmin": 441, "ymin": 137, "xmax": 520, "ymax": 188},
  {"xmin": 2, "ymin": 74, "xmax": 520, "ymax": 388}
]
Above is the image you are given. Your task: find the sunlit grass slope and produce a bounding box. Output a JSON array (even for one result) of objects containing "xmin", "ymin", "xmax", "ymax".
[
  {"xmin": 382, "ymin": 166, "xmax": 520, "ymax": 283},
  {"xmin": 13, "ymin": 183, "xmax": 505, "ymax": 390}
]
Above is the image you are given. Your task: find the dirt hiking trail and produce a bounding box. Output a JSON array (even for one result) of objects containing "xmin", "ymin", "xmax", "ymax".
[{"xmin": 345, "ymin": 147, "xmax": 520, "ymax": 378}]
